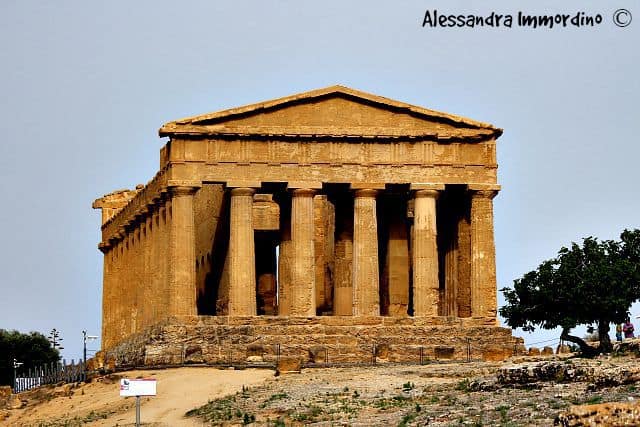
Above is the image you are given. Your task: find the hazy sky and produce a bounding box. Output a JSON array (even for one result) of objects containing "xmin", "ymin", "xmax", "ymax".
[{"xmin": 1, "ymin": 1, "xmax": 638, "ymax": 360}]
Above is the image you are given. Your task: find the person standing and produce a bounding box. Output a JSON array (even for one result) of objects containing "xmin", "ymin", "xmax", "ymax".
[
  {"xmin": 616, "ymin": 323, "xmax": 623, "ymax": 342},
  {"xmin": 623, "ymin": 318, "xmax": 635, "ymax": 339}
]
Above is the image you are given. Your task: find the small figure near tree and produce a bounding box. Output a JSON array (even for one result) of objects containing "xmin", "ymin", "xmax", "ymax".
[
  {"xmin": 616, "ymin": 323, "xmax": 624, "ymax": 342},
  {"xmin": 500, "ymin": 229, "xmax": 640, "ymax": 357},
  {"xmin": 623, "ymin": 318, "xmax": 635, "ymax": 339}
]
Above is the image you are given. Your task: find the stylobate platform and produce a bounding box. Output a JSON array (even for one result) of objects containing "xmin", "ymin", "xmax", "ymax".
[{"xmin": 102, "ymin": 316, "xmax": 524, "ymax": 369}]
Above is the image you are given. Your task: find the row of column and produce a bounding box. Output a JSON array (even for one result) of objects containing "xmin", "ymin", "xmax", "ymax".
[{"xmin": 223, "ymin": 185, "xmax": 497, "ymax": 318}]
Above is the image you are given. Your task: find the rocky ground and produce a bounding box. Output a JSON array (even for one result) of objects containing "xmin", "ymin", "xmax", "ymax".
[
  {"xmin": 187, "ymin": 355, "xmax": 640, "ymax": 426},
  {"xmin": 5, "ymin": 353, "xmax": 640, "ymax": 426}
]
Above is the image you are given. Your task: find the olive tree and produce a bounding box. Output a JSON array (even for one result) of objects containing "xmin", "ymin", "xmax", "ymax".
[{"xmin": 500, "ymin": 229, "xmax": 640, "ymax": 356}]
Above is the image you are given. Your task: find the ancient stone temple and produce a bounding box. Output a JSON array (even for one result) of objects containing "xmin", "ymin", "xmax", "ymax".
[{"xmin": 93, "ymin": 86, "xmax": 522, "ymax": 367}]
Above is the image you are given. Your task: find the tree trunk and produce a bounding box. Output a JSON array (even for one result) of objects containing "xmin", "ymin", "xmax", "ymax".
[
  {"xmin": 561, "ymin": 327, "xmax": 600, "ymax": 358},
  {"xmin": 598, "ymin": 320, "xmax": 613, "ymax": 353}
]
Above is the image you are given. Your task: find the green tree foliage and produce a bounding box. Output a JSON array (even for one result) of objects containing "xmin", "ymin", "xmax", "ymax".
[
  {"xmin": 500, "ymin": 229, "xmax": 640, "ymax": 356},
  {"xmin": 0, "ymin": 329, "xmax": 59, "ymax": 387}
]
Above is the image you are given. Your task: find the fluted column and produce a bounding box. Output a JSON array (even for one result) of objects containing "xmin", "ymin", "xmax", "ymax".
[
  {"xmin": 333, "ymin": 234, "xmax": 353, "ymax": 315},
  {"xmin": 470, "ymin": 188, "xmax": 499, "ymax": 318},
  {"xmin": 228, "ymin": 187, "xmax": 257, "ymax": 316},
  {"xmin": 333, "ymin": 196, "xmax": 354, "ymax": 316},
  {"xmin": 277, "ymin": 201, "xmax": 292, "ymax": 315},
  {"xmin": 352, "ymin": 189, "xmax": 380, "ymax": 316},
  {"xmin": 290, "ymin": 189, "xmax": 316, "ymax": 316},
  {"xmin": 168, "ymin": 185, "xmax": 199, "ymax": 316},
  {"xmin": 412, "ymin": 189, "xmax": 440, "ymax": 316},
  {"xmin": 444, "ymin": 238, "xmax": 458, "ymax": 316}
]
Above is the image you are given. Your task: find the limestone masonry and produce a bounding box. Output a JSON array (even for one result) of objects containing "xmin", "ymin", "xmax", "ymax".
[{"xmin": 93, "ymin": 86, "xmax": 522, "ymax": 367}]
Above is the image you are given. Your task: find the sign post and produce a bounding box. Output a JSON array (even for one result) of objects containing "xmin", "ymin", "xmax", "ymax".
[
  {"xmin": 136, "ymin": 396, "xmax": 141, "ymax": 427},
  {"xmin": 120, "ymin": 378, "xmax": 157, "ymax": 427}
]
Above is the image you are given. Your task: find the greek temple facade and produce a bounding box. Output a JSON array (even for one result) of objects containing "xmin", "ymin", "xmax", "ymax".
[{"xmin": 94, "ymin": 86, "xmax": 520, "ymax": 365}]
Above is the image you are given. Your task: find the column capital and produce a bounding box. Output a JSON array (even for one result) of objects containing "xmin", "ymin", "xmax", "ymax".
[
  {"xmin": 291, "ymin": 188, "xmax": 316, "ymax": 197},
  {"xmin": 229, "ymin": 187, "xmax": 256, "ymax": 197},
  {"xmin": 413, "ymin": 189, "xmax": 441, "ymax": 199},
  {"xmin": 354, "ymin": 188, "xmax": 379, "ymax": 198},
  {"xmin": 169, "ymin": 185, "xmax": 199, "ymax": 197}
]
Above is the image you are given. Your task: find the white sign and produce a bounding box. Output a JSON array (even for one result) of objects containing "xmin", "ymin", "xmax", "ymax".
[{"xmin": 119, "ymin": 378, "xmax": 157, "ymax": 397}]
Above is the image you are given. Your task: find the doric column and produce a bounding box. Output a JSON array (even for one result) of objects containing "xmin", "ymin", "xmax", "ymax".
[
  {"xmin": 290, "ymin": 189, "xmax": 316, "ymax": 316},
  {"xmin": 444, "ymin": 237, "xmax": 459, "ymax": 317},
  {"xmin": 470, "ymin": 187, "xmax": 499, "ymax": 318},
  {"xmin": 352, "ymin": 189, "xmax": 380, "ymax": 316},
  {"xmin": 228, "ymin": 187, "xmax": 257, "ymax": 316},
  {"xmin": 168, "ymin": 185, "xmax": 199, "ymax": 316},
  {"xmin": 277, "ymin": 201, "xmax": 292, "ymax": 315},
  {"xmin": 333, "ymin": 195, "xmax": 354, "ymax": 316},
  {"xmin": 412, "ymin": 188, "xmax": 441, "ymax": 316}
]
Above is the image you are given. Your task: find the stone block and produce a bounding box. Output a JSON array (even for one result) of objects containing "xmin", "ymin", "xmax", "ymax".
[
  {"xmin": 276, "ymin": 357, "xmax": 302, "ymax": 374},
  {"xmin": 252, "ymin": 195, "xmax": 280, "ymax": 231},
  {"xmin": 375, "ymin": 343, "xmax": 390, "ymax": 360},
  {"xmin": 528, "ymin": 347, "xmax": 541, "ymax": 356},
  {"xmin": 184, "ymin": 345, "xmax": 204, "ymax": 363},
  {"xmin": 482, "ymin": 346, "xmax": 512, "ymax": 362},
  {"xmin": 541, "ymin": 346, "xmax": 554, "ymax": 356},
  {"xmin": 246, "ymin": 343, "xmax": 265, "ymax": 363},
  {"xmin": 434, "ymin": 346, "xmax": 455, "ymax": 360},
  {"xmin": 308, "ymin": 346, "xmax": 327, "ymax": 363},
  {"xmin": 105, "ymin": 356, "xmax": 116, "ymax": 372},
  {"xmin": 557, "ymin": 344, "xmax": 572, "ymax": 354}
]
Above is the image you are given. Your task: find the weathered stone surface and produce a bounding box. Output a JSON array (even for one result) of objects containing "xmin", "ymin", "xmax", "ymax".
[
  {"xmin": 104, "ymin": 317, "xmax": 521, "ymax": 368},
  {"xmin": 412, "ymin": 188, "xmax": 441, "ymax": 316},
  {"xmin": 184, "ymin": 345, "xmax": 203, "ymax": 363},
  {"xmin": 353, "ymin": 189, "xmax": 380, "ymax": 316},
  {"xmin": 7, "ymin": 394, "xmax": 23, "ymax": 409},
  {"xmin": 528, "ymin": 347, "xmax": 541, "ymax": 356},
  {"xmin": 541, "ymin": 346, "xmax": 554, "ymax": 355},
  {"xmin": 498, "ymin": 360, "xmax": 640, "ymax": 390},
  {"xmin": 252, "ymin": 194, "xmax": 279, "ymax": 231},
  {"xmin": 434, "ymin": 346, "xmax": 455, "ymax": 360},
  {"xmin": 614, "ymin": 337, "xmax": 640, "ymax": 356},
  {"xmin": 0, "ymin": 386, "xmax": 11, "ymax": 406},
  {"xmin": 375, "ymin": 343, "xmax": 390, "ymax": 360},
  {"xmin": 556, "ymin": 401, "xmax": 640, "ymax": 426},
  {"xmin": 557, "ymin": 344, "xmax": 572, "ymax": 354},
  {"xmin": 498, "ymin": 361, "xmax": 581, "ymax": 385},
  {"xmin": 308, "ymin": 346, "xmax": 327, "ymax": 363},
  {"xmin": 277, "ymin": 357, "xmax": 302, "ymax": 374},
  {"xmin": 93, "ymin": 86, "xmax": 513, "ymax": 363}
]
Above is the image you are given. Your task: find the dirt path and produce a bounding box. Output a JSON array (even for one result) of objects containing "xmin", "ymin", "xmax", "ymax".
[{"xmin": 6, "ymin": 367, "xmax": 274, "ymax": 426}]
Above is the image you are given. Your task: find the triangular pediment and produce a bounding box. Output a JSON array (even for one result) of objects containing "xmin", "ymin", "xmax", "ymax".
[{"xmin": 159, "ymin": 85, "xmax": 501, "ymax": 140}]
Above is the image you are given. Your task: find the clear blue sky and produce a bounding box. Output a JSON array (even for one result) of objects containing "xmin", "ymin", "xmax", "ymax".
[{"xmin": 1, "ymin": 1, "xmax": 638, "ymax": 359}]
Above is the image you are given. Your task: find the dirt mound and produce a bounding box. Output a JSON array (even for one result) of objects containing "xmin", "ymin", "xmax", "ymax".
[{"xmin": 3, "ymin": 367, "xmax": 273, "ymax": 426}]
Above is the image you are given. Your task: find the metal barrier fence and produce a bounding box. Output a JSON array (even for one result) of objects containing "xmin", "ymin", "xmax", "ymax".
[{"xmin": 14, "ymin": 359, "xmax": 85, "ymax": 393}]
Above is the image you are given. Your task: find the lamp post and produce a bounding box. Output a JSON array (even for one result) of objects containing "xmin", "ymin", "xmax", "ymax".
[{"xmin": 82, "ymin": 331, "xmax": 98, "ymax": 378}]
